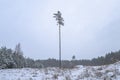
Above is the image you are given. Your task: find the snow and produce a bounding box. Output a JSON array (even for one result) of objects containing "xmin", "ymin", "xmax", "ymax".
[{"xmin": 1, "ymin": 62, "xmax": 120, "ymax": 80}]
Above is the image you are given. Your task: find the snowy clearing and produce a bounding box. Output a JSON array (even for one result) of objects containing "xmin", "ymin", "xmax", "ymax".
[{"xmin": 1, "ymin": 62, "xmax": 120, "ymax": 80}]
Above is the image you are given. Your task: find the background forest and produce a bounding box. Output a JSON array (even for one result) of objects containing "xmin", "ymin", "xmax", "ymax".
[{"xmin": 0, "ymin": 43, "xmax": 120, "ymax": 69}]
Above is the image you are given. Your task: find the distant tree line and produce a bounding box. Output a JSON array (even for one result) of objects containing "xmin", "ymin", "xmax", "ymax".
[
  {"xmin": 70, "ymin": 51, "xmax": 120, "ymax": 66},
  {"xmin": 0, "ymin": 44, "xmax": 120, "ymax": 69},
  {"xmin": 34, "ymin": 51, "xmax": 120, "ymax": 68}
]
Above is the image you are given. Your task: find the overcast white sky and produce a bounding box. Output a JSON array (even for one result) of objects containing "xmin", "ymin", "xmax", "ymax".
[{"xmin": 0, "ymin": 0, "xmax": 120, "ymax": 60}]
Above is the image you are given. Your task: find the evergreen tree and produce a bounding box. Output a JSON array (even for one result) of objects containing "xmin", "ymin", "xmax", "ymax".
[{"xmin": 13, "ymin": 43, "xmax": 26, "ymax": 68}]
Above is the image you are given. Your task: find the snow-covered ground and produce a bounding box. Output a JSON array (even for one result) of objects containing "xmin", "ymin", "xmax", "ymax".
[{"xmin": 1, "ymin": 62, "xmax": 120, "ymax": 80}]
